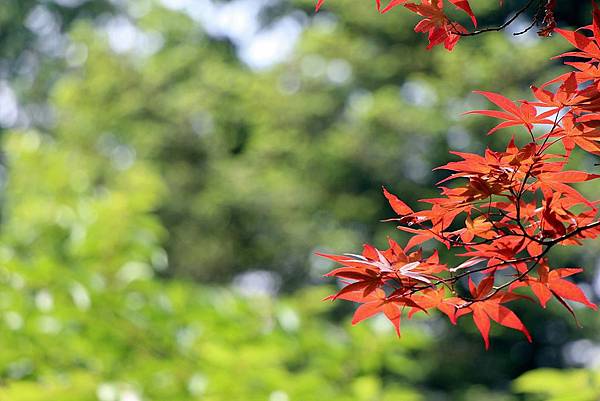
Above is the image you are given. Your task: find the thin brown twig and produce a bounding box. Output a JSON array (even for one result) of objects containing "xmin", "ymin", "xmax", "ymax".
[{"xmin": 452, "ymin": 0, "xmax": 538, "ymax": 37}]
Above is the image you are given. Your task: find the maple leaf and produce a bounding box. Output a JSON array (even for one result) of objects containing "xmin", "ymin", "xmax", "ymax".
[
  {"xmin": 382, "ymin": 186, "xmax": 414, "ymax": 216},
  {"xmin": 450, "ymin": 257, "xmax": 486, "ymax": 272},
  {"xmin": 407, "ymin": 287, "xmax": 460, "ymax": 323},
  {"xmin": 460, "ymin": 235, "xmax": 526, "ymax": 265},
  {"xmin": 511, "ymin": 263, "xmax": 597, "ymax": 311},
  {"xmin": 331, "ymin": 288, "xmax": 424, "ymax": 337},
  {"xmin": 556, "ymin": 113, "xmax": 600, "ymax": 156},
  {"xmin": 466, "ymin": 91, "xmax": 555, "ymax": 135},
  {"xmin": 511, "ymin": 262, "xmax": 597, "ymax": 327},
  {"xmin": 319, "ymin": 246, "xmax": 387, "ymax": 299},
  {"xmin": 530, "ymin": 73, "xmax": 582, "ymax": 111},
  {"xmin": 320, "ymin": 240, "xmax": 441, "ymax": 300},
  {"xmin": 555, "ymin": 2, "xmax": 600, "ymax": 61},
  {"xmin": 534, "ymin": 170, "xmax": 600, "ymax": 209},
  {"xmin": 460, "ymin": 215, "xmax": 495, "ymax": 243},
  {"xmin": 456, "ymin": 277, "xmax": 532, "ymax": 349},
  {"xmin": 404, "ymin": 0, "xmax": 467, "ymax": 51},
  {"xmin": 563, "ymin": 62, "xmax": 600, "ymax": 84}
]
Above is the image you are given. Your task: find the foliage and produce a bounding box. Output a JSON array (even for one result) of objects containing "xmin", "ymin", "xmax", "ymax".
[
  {"xmin": 321, "ymin": 1, "xmax": 600, "ymax": 348},
  {"xmin": 1, "ymin": 0, "xmax": 600, "ymax": 399},
  {"xmin": 513, "ymin": 368, "xmax": 600, "ymax": 401},
  {"xmin": 0, "ymin": 0, "xmax": 114, "ymax": 113}
]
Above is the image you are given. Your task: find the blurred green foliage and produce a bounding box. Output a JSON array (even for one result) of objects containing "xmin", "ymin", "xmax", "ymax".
[
  {"xmin": 0, "ymin": 130, "xmax": 512, "ymax": 399},
  {"xmin": 514, "ymin": 368, "xmax": 600, "ymax": 401},
  {"xmin": 0, "ymin": 0, "xmax": 599, "ymax": 400}
]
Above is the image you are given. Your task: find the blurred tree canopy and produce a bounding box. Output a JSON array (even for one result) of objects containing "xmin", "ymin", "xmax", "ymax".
[{"xmin": 1, "ymin": 0, "xmax": 600, "ymax": 400}]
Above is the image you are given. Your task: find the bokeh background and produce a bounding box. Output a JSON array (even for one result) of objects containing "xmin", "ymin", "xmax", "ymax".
[{"xmin": 0, "ymin": 0, "xmax": 599, "ymax": 400}]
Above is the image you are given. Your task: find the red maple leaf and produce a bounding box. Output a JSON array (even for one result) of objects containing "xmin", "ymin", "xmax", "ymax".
[
  {"xmin": 456, "ymin": 277, "xmax": 532, "ymax": 349},
  {"xmin": 511, "ymin": 263, "xmax": 597, "ymax": 311},
  {"xmin": 466, "ymin": 91, "xmax": 555, "ymax": 135},
  {"xmin": 555, "ymin": 2, "xmax": 600, "ymax": 61},
  {"xmin": 404, "ymin": 0, "xmax": 467, "ymax": 51},
  {"xmin": 317, "ymin": 1, "xmax": 600, "ymax": 350},
  {"xmin": 330, "ymin": 288, "xmax": 426, "ymax": 337}
]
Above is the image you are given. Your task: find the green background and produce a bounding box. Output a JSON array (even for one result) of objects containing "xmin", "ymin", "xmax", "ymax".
[{"xmin": 0, "ymin": 0, "xmax": 598, "ymax": 399}]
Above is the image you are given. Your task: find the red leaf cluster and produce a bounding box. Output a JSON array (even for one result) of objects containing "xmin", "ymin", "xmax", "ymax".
[{"xmin": 320, "ymin": 4, "xmax": 600, "ymax": 348}]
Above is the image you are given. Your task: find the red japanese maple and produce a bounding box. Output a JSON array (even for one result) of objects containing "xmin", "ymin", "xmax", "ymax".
[{"xmin": 317, "ymin": 0, "xmax": 600, "ymax": 348}]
